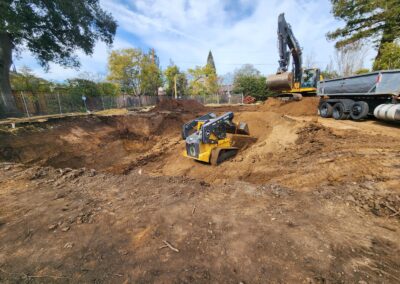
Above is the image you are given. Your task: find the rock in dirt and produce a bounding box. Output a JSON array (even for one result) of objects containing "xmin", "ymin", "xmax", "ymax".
[
  {"xmin": 48, "ymin": 224, "xmax": 58, "ymax": 230},
  {"xmin": 61, "ymin": 226, "xmax": 70, "ymax": 232}
]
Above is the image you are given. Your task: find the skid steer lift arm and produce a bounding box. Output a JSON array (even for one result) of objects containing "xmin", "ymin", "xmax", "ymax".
[{"xmin": 181, "ymin": 112, "xmax": 216, "ymax": 139}]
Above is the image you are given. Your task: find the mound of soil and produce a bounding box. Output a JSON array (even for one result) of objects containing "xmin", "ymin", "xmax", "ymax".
[
  {"xmin": 153, "ymin": 98, "xmax": 205, "ymax": 113},
  {"xmin": 260, "ymin": 97, "xmax": 320, "ymax": 116}
]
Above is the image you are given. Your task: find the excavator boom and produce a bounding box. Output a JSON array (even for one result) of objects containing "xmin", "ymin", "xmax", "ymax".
[
  {"xmin": 266, "ymin": 13, "xmax": 320, "ymax": 97},
  {"xmin": 277, "ymin": 13, "xmax": 302, "ymax": 83}
]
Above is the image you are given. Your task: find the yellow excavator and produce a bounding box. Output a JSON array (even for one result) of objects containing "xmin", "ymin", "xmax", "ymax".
[
  {"xmin": 266, "ymin": 13, "xmax": 322, "ymax": 99},
  {"xmin": 182, "ymin": 112, "xmax": 255, "ymax": 165}
]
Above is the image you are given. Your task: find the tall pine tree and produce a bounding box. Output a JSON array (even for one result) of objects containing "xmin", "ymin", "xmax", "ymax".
[
  {"xmin": 327, "ymin": 0, "xmax": 400, "ymax": 60},
  {"xmin": 206, "ymin": 51, "xmax": 216, "ymax": 74}
]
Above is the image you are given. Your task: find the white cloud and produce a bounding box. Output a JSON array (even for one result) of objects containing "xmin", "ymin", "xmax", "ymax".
[{"xmin": 15, "ymin": 0, "xmax": 376, "ymax": 81}]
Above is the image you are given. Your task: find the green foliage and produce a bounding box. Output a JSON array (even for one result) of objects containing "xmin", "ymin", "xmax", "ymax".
[
  {"xmin": 10, "ymin": 66, "xmax": 50, "ymax": 93},
  {"xmin": 327, "ymin": 0, "xmax": 400, "ymax": 60},
  {"xmin": 232, "ymin": 65, "xmax": 268, "ymax": 100},
  {"xmin": 188, "ymin": 65, "xmax": 218, "ymax": 96},
  {"xmin": 373, "ymin": 42, "xmax": 400, "ymax": 70},
  {"xmin": 354, "ymin": 68, "xmax": 370, "ymax": 75},
  {"xmin": 97, "ymin": 82, "xmax": 120, "ymax": 97},
  {"xmin": 107, "ymin": 48, "xmax": 162, "ymax": 96},
  {"xmin": 140, "ymin": 50, "xmax": 163, "ymax": 96},
  {"xmin": 321, "ymin": 64, "xmax": 339, "ymax": 79},
  {"xmin": 67, "ymin": 79, "xmax": 100, "ymax": 100},
  {"xmin": 0, "ymin": 0, "xmax": 117, "ymax": 69},
  {"xmin": 164, "ymin": 63, "xmax": 188, "ymax": 97}
]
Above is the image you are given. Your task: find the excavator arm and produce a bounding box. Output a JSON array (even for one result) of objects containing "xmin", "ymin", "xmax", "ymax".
[{"xmin": 277, "ymin": 13, "xmax": 303, "ymax": 83}]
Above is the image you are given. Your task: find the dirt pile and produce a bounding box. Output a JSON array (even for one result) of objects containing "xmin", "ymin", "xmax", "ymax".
[
  {"xmin": 153, "ymin": 98, "xmax": 205, "ymax": 113},
  {"xmin": 260, "ymin": 97, "xmax": 320, "ymax": 116}
]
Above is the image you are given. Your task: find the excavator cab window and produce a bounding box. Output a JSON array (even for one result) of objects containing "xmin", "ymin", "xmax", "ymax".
[{"xmin": 301, "ymin": 69, "xmax": 319, "ymax": 88}]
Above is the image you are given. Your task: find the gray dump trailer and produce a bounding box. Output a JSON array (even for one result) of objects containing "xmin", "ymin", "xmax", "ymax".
[{"xmin": 317, "ymin": 70, "xmax": 400, "ymax": 121}]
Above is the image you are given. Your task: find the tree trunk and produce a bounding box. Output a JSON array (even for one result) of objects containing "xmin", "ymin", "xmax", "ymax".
[
  {"xmin": 0, "ymin": 32, "xmax": 18, "ymax": 115},
  {"xmin": 375, "ymin": 24, "xmax": 396, "ymax": 62}
]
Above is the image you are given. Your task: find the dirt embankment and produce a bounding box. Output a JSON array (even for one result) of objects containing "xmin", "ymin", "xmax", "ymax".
[{"xmin": 260, "ymin": 97, "xmax": 320, "ymax": 116}]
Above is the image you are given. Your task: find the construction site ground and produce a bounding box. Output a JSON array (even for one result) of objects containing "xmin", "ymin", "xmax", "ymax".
[{"xmin": 0, "ymin": 98, "xmax": 399, "ymax": 283}]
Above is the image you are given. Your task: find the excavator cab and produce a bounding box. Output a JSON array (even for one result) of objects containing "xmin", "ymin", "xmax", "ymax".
[{"xmin": 301, "ymin": 68, "xmax": 321, "ymax": 89}]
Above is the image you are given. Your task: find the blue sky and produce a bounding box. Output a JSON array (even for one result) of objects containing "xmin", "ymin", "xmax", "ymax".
[{"xmin": 15, "ymin": 0, "xmax": 376, "ymax": 82}]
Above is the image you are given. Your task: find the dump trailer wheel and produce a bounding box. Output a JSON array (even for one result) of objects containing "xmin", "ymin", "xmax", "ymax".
[
  {"xmin": 350, "ymin": 101, "xmax": 369, "ymax": 120},
  {"xmin": 210, "ymin": 147, "xmax": 238, "ymax": 166},
  {"xmin": 319, "ymin": 102, "xmax": 333, "ymax": 118},
  {"xmin": 332, "ymin": 102, "xmax": 349, "ymax": 120}
]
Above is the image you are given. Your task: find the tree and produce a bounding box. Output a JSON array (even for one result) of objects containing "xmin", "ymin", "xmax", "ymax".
[
  {"xmin": 107, "ymin": 48, "xmax": 162, "ymax": 96},
  {"xmin": 107, "ymin": 48, "xmax": 142, "ymax": 95},
  {"xmin": 354, "ymin": 68, "xmax": 370, "ymax": 75},
  {"xmin": 232, "ymin": 65, "xmax": 267, "ymax": 100},
  {"xmin": 373, "ymin": 42, "xmax": 400, "ymax": 70},
  {"xmin": 140, "ymin": 49, "xmax": 163, "ymax": 96},
  {"xmin": 67, "ymin": 79, "xmax": 99, "ymax": 98},
  {"xmin": 188, "ymin": 65, "xmax": 218, "ymax": 96},
  {"xmin": 164, "ymin": 63, "xmax": 187, "ymax": 97},
  {"xmin": 97, "ymin": 82, "xmax": 120, "ymax": 97},
  {"xmin": 327, "ymin": 0, "xmax": 400, "ymax": 61},
  {"xmin": 321, "ymin": 60, "xmax": 339, "ymax": 79},
  {"xmin": 0, "ymin": 0, "xmax": 117, "ymax": 114},
  {"xmin": 207, "ymin": 51, "xmax": 216, "ymax": 74},
  {"xmin": 334, "ymin": 41, "xmax": 368, "ymax": 77}
]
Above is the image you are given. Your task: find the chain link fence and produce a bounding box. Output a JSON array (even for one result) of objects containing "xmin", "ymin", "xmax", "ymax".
[
  {"xmin": 180, "ymin": 93, "xmax": 244, "ymax": 105},
  {"xmin": 0, "ymin": 92, "xmax": 246, "ymax": 119}
]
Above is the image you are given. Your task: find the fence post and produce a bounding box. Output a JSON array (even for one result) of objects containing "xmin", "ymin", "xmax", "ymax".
[
  {"xmin": 21, "ymin": 91, "xmax": 30, "ymax": 117},
  {"xmin": 100, "ymin": 95, "xmax": 105, "ymax": 110},
  {"xmin": 57, "ymin": 92, "xmax": 62, "ymax": 114},
  {"xmin": 241, "ymin": 93, "xmax": 244, "ymax": 104}
]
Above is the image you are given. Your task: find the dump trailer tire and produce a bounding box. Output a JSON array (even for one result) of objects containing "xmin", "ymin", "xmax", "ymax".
[
  {"xmin": 332, "ymin": 102, "xmax": 349, "ymax": 120},
  {"xmin": 350, "ymin": 101, "xmax": 369, "ymax": 120},
  {"xmin": 319, "ymin": 102, "xmax": 333, "ymax": 118}
]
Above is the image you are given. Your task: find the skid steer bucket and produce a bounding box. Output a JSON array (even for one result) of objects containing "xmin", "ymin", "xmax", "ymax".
[
  {"xmin": 236, "ymin": 122, "xmax": 250, "ymax": 135},
  {"xmin": 230, "ymin": 134, "xmax": 257, "ymax": 150}
]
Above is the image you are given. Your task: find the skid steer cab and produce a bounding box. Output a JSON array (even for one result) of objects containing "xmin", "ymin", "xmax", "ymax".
[{"xmin": 181, "ymin": 112, "xmax": 255, "ymax": 165}]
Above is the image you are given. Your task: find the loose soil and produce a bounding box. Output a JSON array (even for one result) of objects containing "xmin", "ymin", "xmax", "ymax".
[{"xmin": 0, "ymin": 99, "xmax": 399, "ymax": 283}]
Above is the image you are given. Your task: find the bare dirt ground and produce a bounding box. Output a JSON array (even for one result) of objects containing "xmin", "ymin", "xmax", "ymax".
[{"xmin": 0, "ymin": 98, "xmax": 399, "ymax": 283}]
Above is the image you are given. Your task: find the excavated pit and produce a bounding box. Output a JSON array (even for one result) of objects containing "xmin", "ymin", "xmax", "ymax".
[
  {"xmin": 1, "ymin": 98, "xmax": 400, "ymax": 283},
  {"xmin": 0, "ymin": 112, "xmax": 190, "ymax": 172},
  {"xmin": 1, "ymin": 97, "xmax": 399, "ymax": 189}
]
